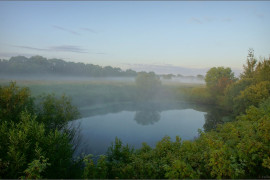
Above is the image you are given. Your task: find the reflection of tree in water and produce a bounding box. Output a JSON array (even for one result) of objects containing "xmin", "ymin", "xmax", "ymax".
[
  {"xmin": 203, "ymin": 108, "xmax": 233, "ymax": 132},
  {"xmin": 134, "ymin": 110, "xmax": 161, "ymax": 125}
]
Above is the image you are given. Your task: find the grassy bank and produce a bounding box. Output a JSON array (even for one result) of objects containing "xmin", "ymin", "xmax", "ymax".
[{"xmin": 0, "ymin": 79, "xmax": 206, "ymax": 109}]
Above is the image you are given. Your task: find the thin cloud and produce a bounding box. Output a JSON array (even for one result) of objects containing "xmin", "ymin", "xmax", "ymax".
[
  {"xmin": 81, "ymin": 27, "xmax": 97, "ymax": 34},
  {"xmin": 189, "ymin": 17, "xmax": 233, "ymax": 24},
  {"xmin": 52, "ymin": 25, "xmax": 80, "ymax": 35},
  {"xmin": 254, "ymin": 12, "xmax": 264, "ymax": 19},
  {"xmin": 204, "ymin": 17, "xmax": 214, "ymax": 23},
  {"xmin": 13, "ymin": 45, "xmax": 47, "ymax": 51},
  {"xmin": 96, "ymin": 52, "xmax": 107, "ymax": 55},
  {"xmin": 221, "ymin": 18, "xmax": 232, "ymax": 22},
  {"xmin": 240, "ymin": 5, "xmax": 265, "ymax": 19},
  {"xmin": 13, "ymin": 44, "xmax": 87, "ymax": 53},
  {"xmin": 49, "ymin": 45, "xmax": 87, "ymax": 53},
  {"xmin": 189, "ymin": 17, "xmax": 203, "ymax": 24}
]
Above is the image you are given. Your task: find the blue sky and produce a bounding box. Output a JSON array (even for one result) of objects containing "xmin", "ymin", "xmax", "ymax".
[{"xmin": 0, "ymin": 1, "xmax": 269, "ymax": 72}]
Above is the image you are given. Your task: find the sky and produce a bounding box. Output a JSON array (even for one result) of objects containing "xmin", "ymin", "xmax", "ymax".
[{"xmin": 0, "ymin": 1, "xmax": 269, "ymax": 73}]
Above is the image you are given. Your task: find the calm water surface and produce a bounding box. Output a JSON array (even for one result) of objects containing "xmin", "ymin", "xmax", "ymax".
[{"xmin": 72, "ymin": 102, "xmax": 221, "ymax": 156}]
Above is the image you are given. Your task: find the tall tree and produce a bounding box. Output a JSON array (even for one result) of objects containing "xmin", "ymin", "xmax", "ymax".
[
  {"xmin": 205, "ymin": 67, "xmax": 235, "ymax": 96},
  {"xmin": 135, "ymin": 72, "xmax": 162, "ymax": 101},
  {"xmin": 240, "ymin": 48, "xmax": 257, "ymax": 79}
]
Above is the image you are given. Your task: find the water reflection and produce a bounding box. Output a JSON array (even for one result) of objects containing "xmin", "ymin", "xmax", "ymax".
[
  {"xmin": 74, "ymin": 102, "xmax": 232, "ymax": 156},
  {"xmin": 79, "ymin": 102, "xmax": 231, "ymax": 130},
  {"xmin": 203, "ymin": 108, "xmax": 233, "ymax": 132},
  {"xmin": 134, "ymin": 110, "xmax": 161, "ymax": 125}
]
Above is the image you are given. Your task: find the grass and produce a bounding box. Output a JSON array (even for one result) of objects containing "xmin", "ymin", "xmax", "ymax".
[{"xmin": 0, "ymin": 78, "xmax": 205, "ymax": 109}]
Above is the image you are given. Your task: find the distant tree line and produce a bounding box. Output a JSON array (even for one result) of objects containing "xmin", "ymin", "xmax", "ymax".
[
  {"xmin": 0, "ymin": 55, "xmax": 207, "ymax": 80},
  {"xmin": 0, "ymin": 56, "xmax": 137, "ymax": 77}
]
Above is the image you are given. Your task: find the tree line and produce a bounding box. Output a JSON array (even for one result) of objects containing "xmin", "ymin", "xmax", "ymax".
[
  {"xmin": 0, "ymin": 55, "xmax": 206, "ymax": 80},
  {"xmin": 0, "ymin": 55, "xmax": 137, "ymax": 77}
]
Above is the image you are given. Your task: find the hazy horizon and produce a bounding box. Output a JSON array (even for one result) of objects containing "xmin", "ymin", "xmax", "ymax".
[{"xmin": 0, "ymin": 55, "xmax": 242, "ymax": 77}]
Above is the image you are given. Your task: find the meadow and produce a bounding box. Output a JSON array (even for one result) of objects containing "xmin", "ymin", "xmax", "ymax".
[{"xmin": 0, "ymin": 78, "xmax": 205, "ymax": 111}]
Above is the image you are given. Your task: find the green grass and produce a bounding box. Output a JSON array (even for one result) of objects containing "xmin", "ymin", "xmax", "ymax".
[{"xmin": 0, "ymin": 79, "xmax": 204, "ymax": 109}]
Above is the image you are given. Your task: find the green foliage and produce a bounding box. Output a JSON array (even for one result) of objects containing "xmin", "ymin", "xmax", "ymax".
[
  {"xmin": 224, "ymin": 78, "xmax": 253, "ymax": 111},
  {"xmin": 22, "ymin": 153, "xmax": 50, "ymax": 179},
  {"xmin": 82, "ymin": 155, "xmax": 96, "ymax": 179},
  {"xmin": 106, "ymin": 137, "xmax": 134, "ymax": 178},
  {"xmin": 254, "ymin": 58, "xmax": 270, "ymax": 82},
  {"xmin": 188, "ymin": 87, "xmax": 215, "ymax": 104},
  {"xmin": 0, "ymin": 83, "xmax": 82, "ymax": 179},
  {"xmin": 0, "ymin": 82, "xmax": 34, "ymax": 123},
  {"xmin": 205, "ymin": 67, "xmax": 235, "ymax": 96},
  {"xmin": 233, "ymin": 81, "xmax": 270, "ymax": 114},
  {"xmin": 212, "ymin": 51, "xmax": 270, "ymax": 116},
  {"xmin": 152, "ymin": 136, "xmax": 182, "ymax": 178},
  {"xmin": 0, "ymin": 111, "xmax": 73, "ymax": 178},
  {"xmin": 36, "ymin": 93, "xmax": 80, "ymax": 131},
  {"xmin": 135, "ymin": 72, "xmax": 162, "ymax": 101},
  {"xmin": 130, "ymin": 143, "xmax": 157, "ymax": 179},
  {"xmin": 82, "ymin": 154, "xmax": 108, "ymax": 179},
  {"xmin": 96, "ymin": 155, "xmax": 108, "ymax": 178},
  {"xmin": 165, "ymin": 160, "xmax": 198, "ymax": 179},
  {"xmin": 240, "ymin": 48, "xmax": 257, "ymax": 79}
]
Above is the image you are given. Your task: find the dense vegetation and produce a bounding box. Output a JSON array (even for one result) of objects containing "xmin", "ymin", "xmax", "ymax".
[
  {"xmin": 0, "ymin": 83, "xmax": 82, "ymax": 178},
  {"xmin": 0, "ymin": 50, "xmax": 269, "ymax": 178},
  {"xmin": 0, "ymin": 56, "xmax": 137, "ymax": 77}
]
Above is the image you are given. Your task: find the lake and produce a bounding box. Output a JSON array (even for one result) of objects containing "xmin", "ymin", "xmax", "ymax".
[{"xmin": 72, "ymin": 102, "xmax": 228, "ymax": 156}]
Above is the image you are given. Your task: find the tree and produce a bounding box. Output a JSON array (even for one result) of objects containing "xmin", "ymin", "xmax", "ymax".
[
  {"xmin": 35, "ymin": 94, "xmax": 80, "ymax": 131},
  {"xmin": 240, "ymin": 48, "xmax": 257, "ymax": 79},
  {"xmin": 162, "ymin": 74, "xmax": 175, "ymax": 80},
  {"xmin": 0, "ymin": 55, "xmax": 138, "ymax": 77},
  {"xmin": 0, "ymin": 112, "xmax": 75, "ymax": 179},
  {"xmin": 224, "ymin": 78, "xmax": 253, "ymax": 111},
  {"xmin": 106, "ymin": 137, "xmax": 134, "ymax": 178},
  {"xmin": 0, "ymin": 83, "xmax": 82, "ymax": 179},
  {"xmin": 196, "ymin": 74, "xmax": 205, "ymax": 81},
  {"xmin": 0, "ymin": 82, "xmax": 34, "ymax": 124},
  {"xmin": 254, "ymin": 58, "xmax": 270, "ymax": 82},
  {"xmin": 233, "ymin": 81, "xmax": 270, "ymax": 114},
  {"xmin": 135, "ymin": 72, "xmax": 162, "ymax": 101},
  {"xmin": 205, "ymin": 67, "xmax": 235, "ymax": 97}
]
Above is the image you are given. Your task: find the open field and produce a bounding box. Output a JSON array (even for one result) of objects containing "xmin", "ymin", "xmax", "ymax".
[{"xmin": 0, "ymin": 78, "xmax": 205, "ymax": 110}]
